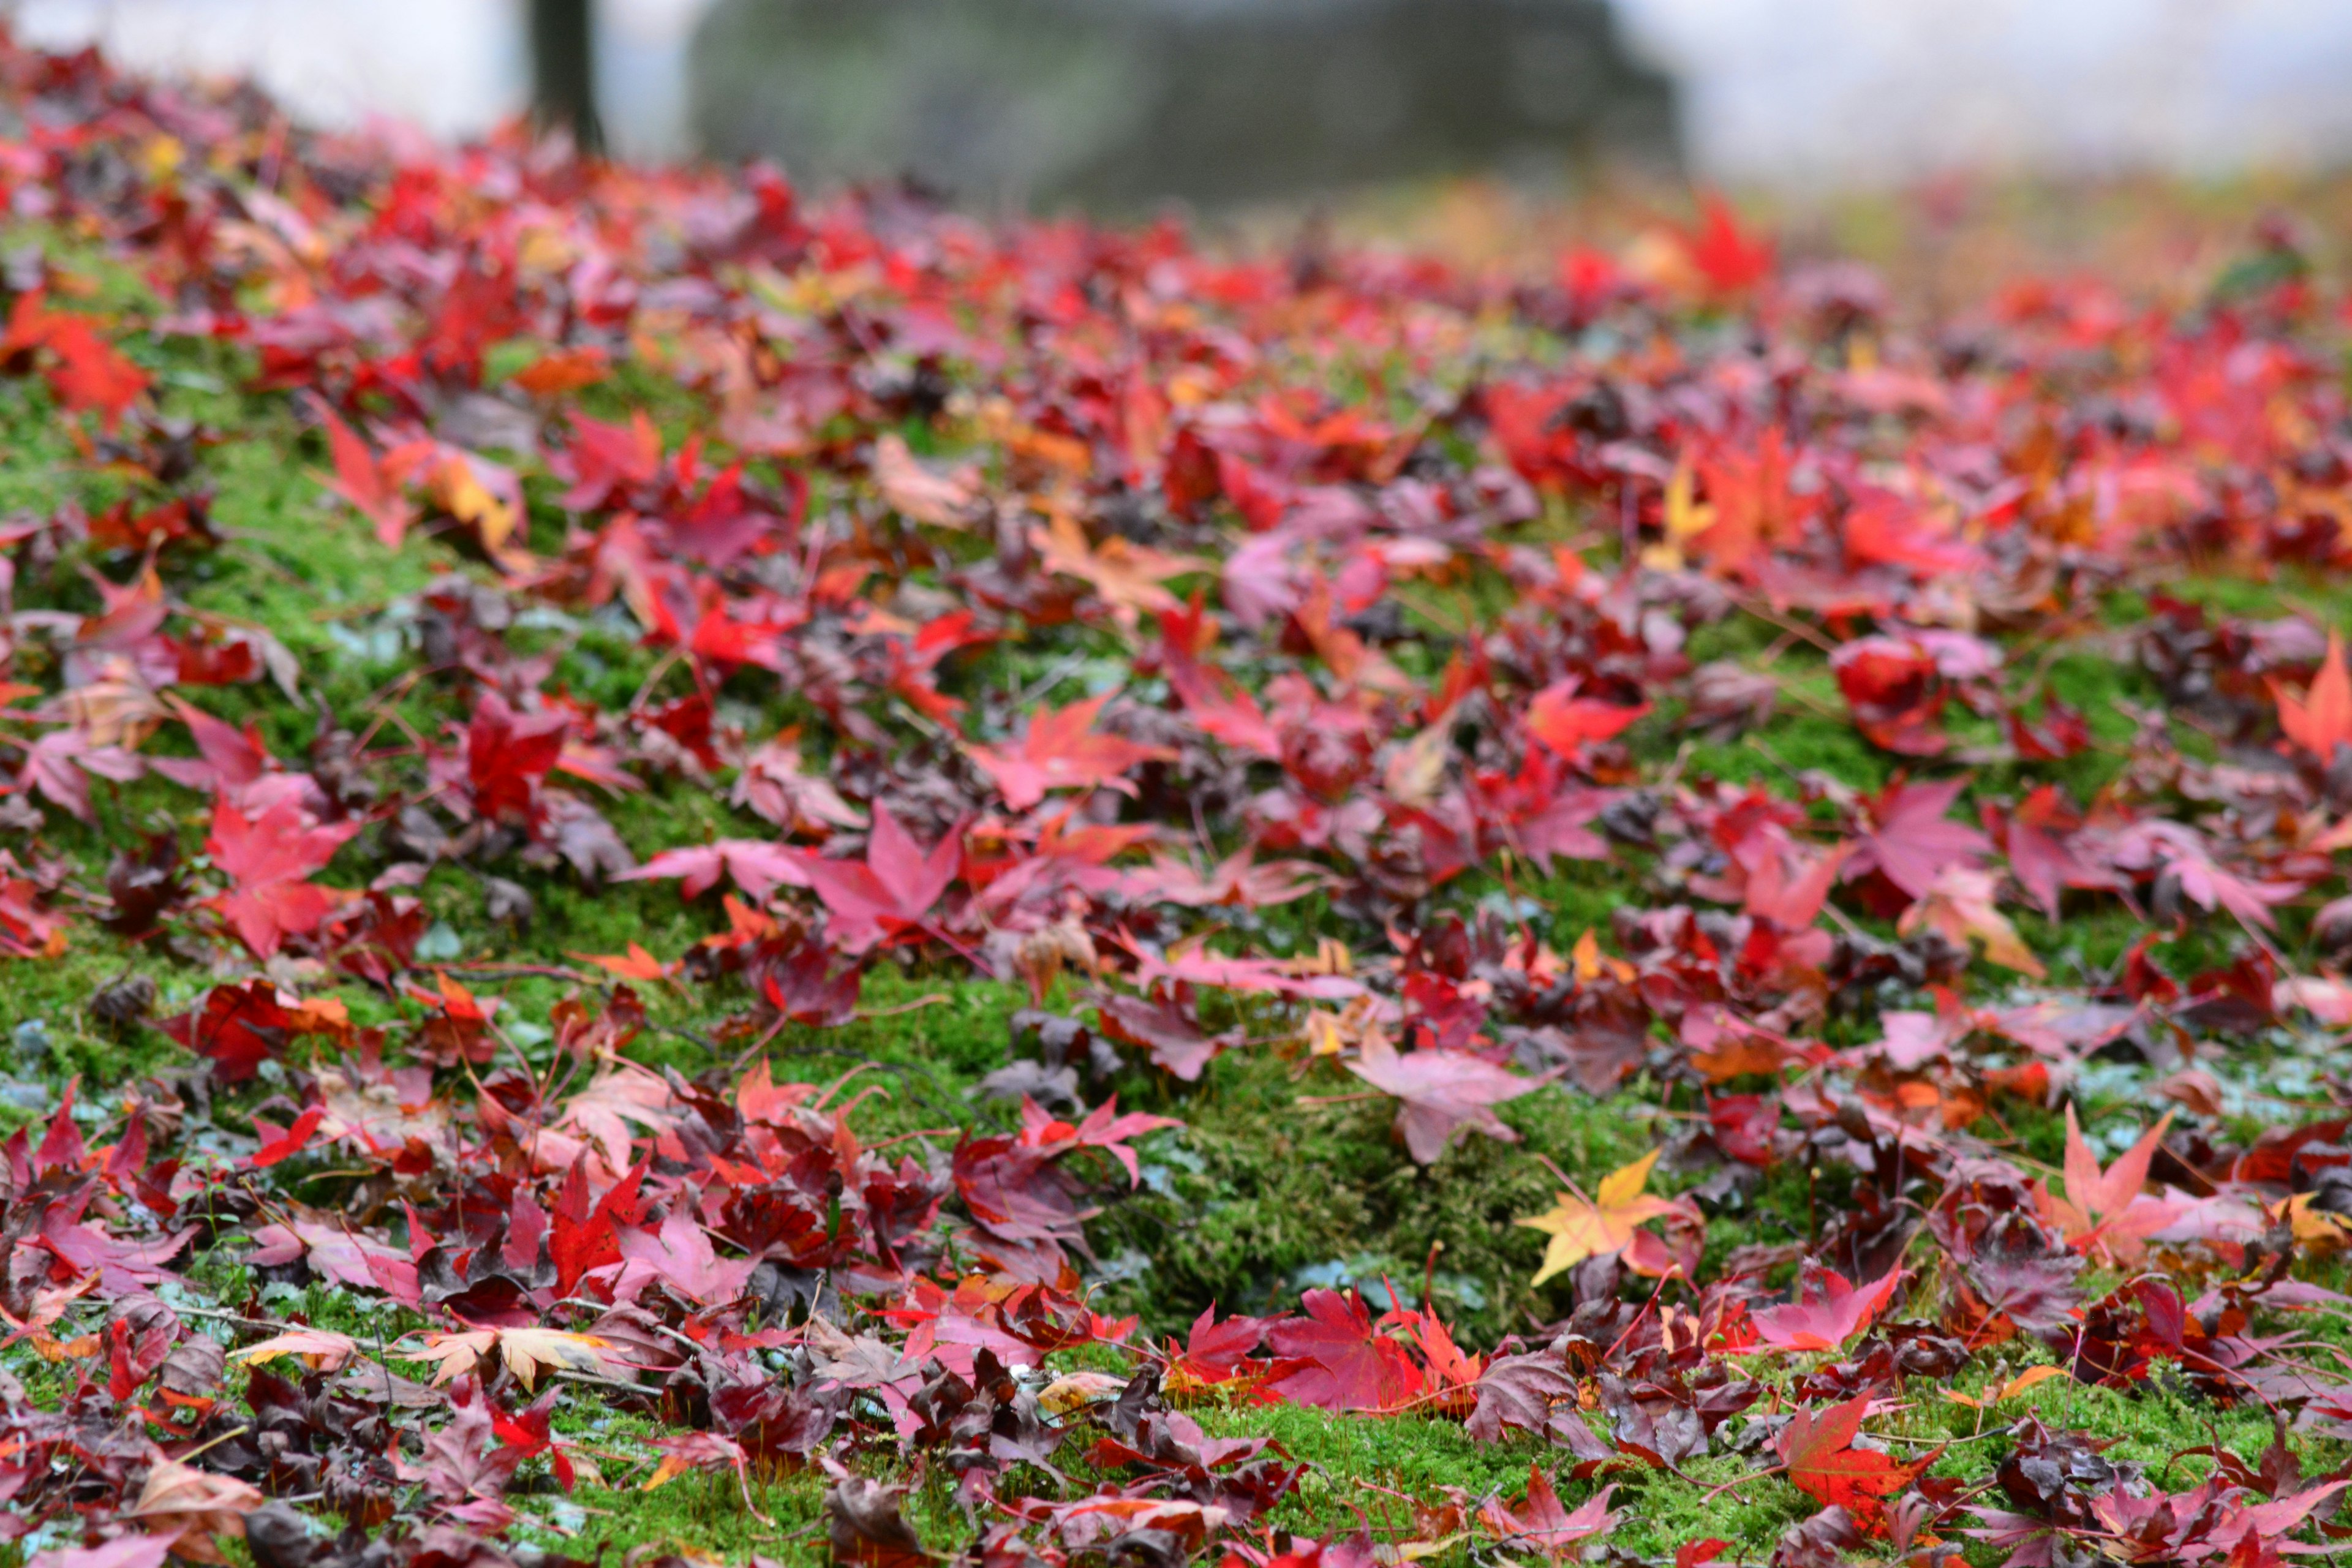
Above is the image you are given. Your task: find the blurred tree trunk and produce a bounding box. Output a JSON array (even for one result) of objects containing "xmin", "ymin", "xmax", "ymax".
[{"xmin": 530, "ymin": 0, "xmax": 605, "ymax": 154}]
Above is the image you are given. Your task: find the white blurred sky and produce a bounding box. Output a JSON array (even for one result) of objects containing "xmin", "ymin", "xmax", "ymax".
[
  {"xmin": 9, "ymin": 0, "xmax": 2352, "ymax": 183},
  {"xmin": 1615, "ymin": 0, "xmax": 2352, "ymax": 186}
]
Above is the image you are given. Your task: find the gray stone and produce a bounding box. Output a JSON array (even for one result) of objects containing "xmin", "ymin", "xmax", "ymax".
[{"xmin": 690, "ymin": 0, "xmax": 1679, "ymax": 211}]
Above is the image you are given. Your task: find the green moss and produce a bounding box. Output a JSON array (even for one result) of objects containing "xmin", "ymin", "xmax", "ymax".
[{"xmin": 1091, "ymin": 1061, "xmax": 1656, "ymax": 1343}]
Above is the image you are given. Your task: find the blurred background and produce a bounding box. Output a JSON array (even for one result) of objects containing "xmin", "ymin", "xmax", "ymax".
[{"xmin": 9, "ymin": 0, "xmax": 2352, "ymax": 237}]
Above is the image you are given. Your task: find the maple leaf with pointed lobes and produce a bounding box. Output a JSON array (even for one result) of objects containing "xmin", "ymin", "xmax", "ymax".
[
  {"xmin": 307, "ymin": 393, "xmax": 413, "ymax": 548},
  {"xmin": 17, "ymin": 726, "xmax": 141, "ymax": 823},
  {"xmin": 555, "ymin": 409, "xmax": 663, "ymax": 510},
  {"xmin": 731, "ymin": 731, "xmax": 866, "ymax": 835},
  {"xmin": 1847, "ymin": 777, "xmax": 1991, "ymax": 901},
  {"xmin": 965, "ymin": 693, "xmax": 1177, "ymax": 812},
  {"xmin": 872, "ymin": 432, "xmax": 980, "ymax": 527},
  {"xmin": 1681, "ymin": 193, "xmax": 1776, "ymax": 295},
  {"xmin": 465, "ymin": 691, "xmax": 568, "ymax": 821},
  {"xmin": 1161, "ymin": 613, "xmax": 1284, "ymax": 758},
  {"xmin": 619, "ymin": 839, "xmax": 810, "ymax": 903},
  {"xmin": 2275, "ymin": 629, "xmax": 2352, "ymax": 760},
  {"xmin": 157, "ymin": 980, "xmax": 349, "ymax": 1084},
  {"xmin": 1525, "ymin": 677, "xmax": 1651, "ymax": 758},
  {"xmin": 1999, "ymin": 783, "xmax": 2120, "ymax": 921},
  {"xmin": 2007, "ymin": 694, "xmax": 2093, "ymax": 761},
  {"xmin": 1344, "ymin": 1035, "xmax": 1542, "ymax": 1165},
  {"xmin": 795, "ymin": 803, "xmax": 965, "ymax": 953},
  {"xmin": 616, "ymin": 1207, "xmax": 758, "ymax": 1305},
  {"xmin": 1115, "ymin": 849, "xmax": 1329, "ymax": 910},
  {"xmin": 1096, "ymin": 992, "xmax": 1242, "ymax": 1081},
  {"xmin": 1032, "ymin": 511, "xmax": 1207, "ymax": 624},
  {"xmin": 1744, "ymin": 840, "xmax": 1850, "ymax": 929},
  {"xmin": 2041, "ymin": 1105, "xmax": 2181, "ymax": 1264},
  {"xmin": 1899, "ymin": 864, "xmax": 2046, "ymax": 978},
  {"xmin": 232, "ymin": 1327, "xmax": 363, "ymax": 1372},
  {"xmin": 1776, "ymin": 1394, "xmax": 1933, "ymax": 1525},
  {"xmin": 4, "ymin": 291, "xmax": 149, "ymax": 429},
  {"xmin": 1164, "ymin": 1304, "xmax": 1269, "ymax": 1391},
  {"xmin": 1479, "ymin": 1471, "xmax": 1619, "ymax": 1560},
  {"xmin": 203, "ymin": 797, "xmax": 360, "ymax": 959},
  {"xmin": 1746, "ymin": 1264, "xmax": 1909, "ymax": 1352},
  {"xmin": 246, "ymin": 1104, "xmax": 325, "ymax": 1167},
  {"xmin": 408, "ymin": 1327, "xmax": 617, "ymax": 1390},
  {"xmin": 552, "ymin": 1060, "xmax": 679, "ymax": 1178},
  {"xmin": 1262, "ymin": 1287, "xmax": 1426, "ymax": 1412},
  {"xmin": 2106, "ymin": 818, "xmax": 2305, "ymax": 933},
  {"xmin": 1517, "ymin": 1148, "xmax": 1687, "ymax": 1285},
  {"xmin": 882, "ymin": 609, "xmax": 1000, "ymax": 722}
]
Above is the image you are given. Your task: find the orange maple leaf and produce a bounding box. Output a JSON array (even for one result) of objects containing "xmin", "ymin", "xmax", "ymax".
[
  {"xmin": 1776, "ymin": 1393, "xmax": 1934, "ymax": 1526},
  {"xmin": 964, "ymin": 693, "xmax": 1176, "ymax": 811},
  {"xmin": 2275, "ymin": 630, "xmax": 2352, "ymax": 760}
]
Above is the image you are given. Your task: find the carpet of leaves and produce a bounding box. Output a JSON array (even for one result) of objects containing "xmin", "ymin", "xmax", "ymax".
[{"xmin": 7, "ymin": 29, "xmax": 2352, "ymax": 1568}]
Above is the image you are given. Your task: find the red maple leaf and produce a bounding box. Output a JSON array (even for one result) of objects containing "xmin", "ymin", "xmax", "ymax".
[
  {"xmin": 615, "ymin": 1208, "xmax": 757, "ymax": 1306},
  {"xmin": 203, "ymin": 797, "xmax": 360, "ymax": 958},
  {"xmin": 1525, "ymin": 678, "xmax": 1651, "ymax": 758},
  {"xmin": 2006, "ymin": 695, "xmax": 2092, "ymax": 761},
  {"xmin": 619, "ymin": 839, "xmax": 810, "ymax": 903},
  {"xmin": 43, "ymin": 317, "xmax": 149, "ymax": 429},
  {"xmin": 157, "ymin": 980, "xmax": 347, "ymax": 1084},
  {"xmin": 882, "ymin": 610, "xmax": 997, "ymax": 722},
  {"xmin": 465, "ymin": 692, "xmax": 569, "ymax": 822},
  {"xmin": 1164, "ymin": 1304, "xmax": 1269, "ymax": 1387},
  {"xmin": 1776, "ymin": 1393, "xmax": 1933, "ymax": 1525},
  {"xmin": 6, "ymin": 292, "xmax": 148, "ymax": 429},
  {"xmin": 550, "ymin": 1159, "xmax": 647, "ymax": 1298},
  {"xmin": 159, "ymin": 695, "xmax": 273, "ymax": 796},
  {"xmin": 1479, "ymin": 1469, "xmax": 1620, "ymax": 1559},
  {"xmin": 1096, "ymin": 993, "xmax": 1242, "ymax": 1082},
  {"xmin": 1161, "ymin": 616, "xmax": 1283, "ymax": 759},
  {"xmin": 965, "ymin": 693, "xmax": 1176, "ymax": 811},
  {"xmin": 309, "ymin": 394, "xmax": 415, "ymax": 548},
  {"xmin": 2041, "ymin": 1105, "xmax": 2182, "ymax": 1264},
  {"xmin": 1262, "ymin": 1288, "xmax": 1425, "ymax": 1412},
  {"xmin": 794, "ymin": 803, "xmax": 964, "ymax": 952},
  {"xmin": 1344, "ymin": 1036, "xmax": 1541, "ymax": 1164},
  {"xmin": 0, "ymin": 852, "xmax": 62, "ymax": 959},
  {"xmin": 1847, "ymin": 777, "xmax": 1991, "ymax": 902},
  {"xmin": 1996, "ymin": 784, "xmax": 2119, "ymax": 921},
  {"xmin": 555, "ymin": 410, "xmax": 663, "ymax": 510},
  {"xmin": 1746, "ymin": 1263, "xmax": 1909, "ymax": 1352},
  {"xmin": 1682, "ymin": 194, "xmax": 1776, "ymax": 295},
  {"xmin": 1833, "ymin": 636, "xmax": 1948, "ymax": 756}
]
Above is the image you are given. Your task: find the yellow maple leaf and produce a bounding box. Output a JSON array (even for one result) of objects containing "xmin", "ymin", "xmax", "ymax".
[
  {"xmin": 430, "ymin": 453, "xmax": 518, "ymax": 557},
  {"xmin": 408, "ymin": 1327, "xmax": 615, "ymax": 1390},
  {"xmin": 1517, "ymin": 1148, "xmax": 1679, "ymax": 1286},
  {"xmin": 231, "ymin": 1327, "xmax": 363, "ymax": 1372},
  {"xmin": 1640, "ymin": 453, "xmax": 1714, "ymax": 572}
]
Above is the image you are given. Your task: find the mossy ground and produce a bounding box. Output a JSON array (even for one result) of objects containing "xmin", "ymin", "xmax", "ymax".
[{"xmin": 0, "ymin": 235, "xmax": 2345, "ymax": 1567}]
